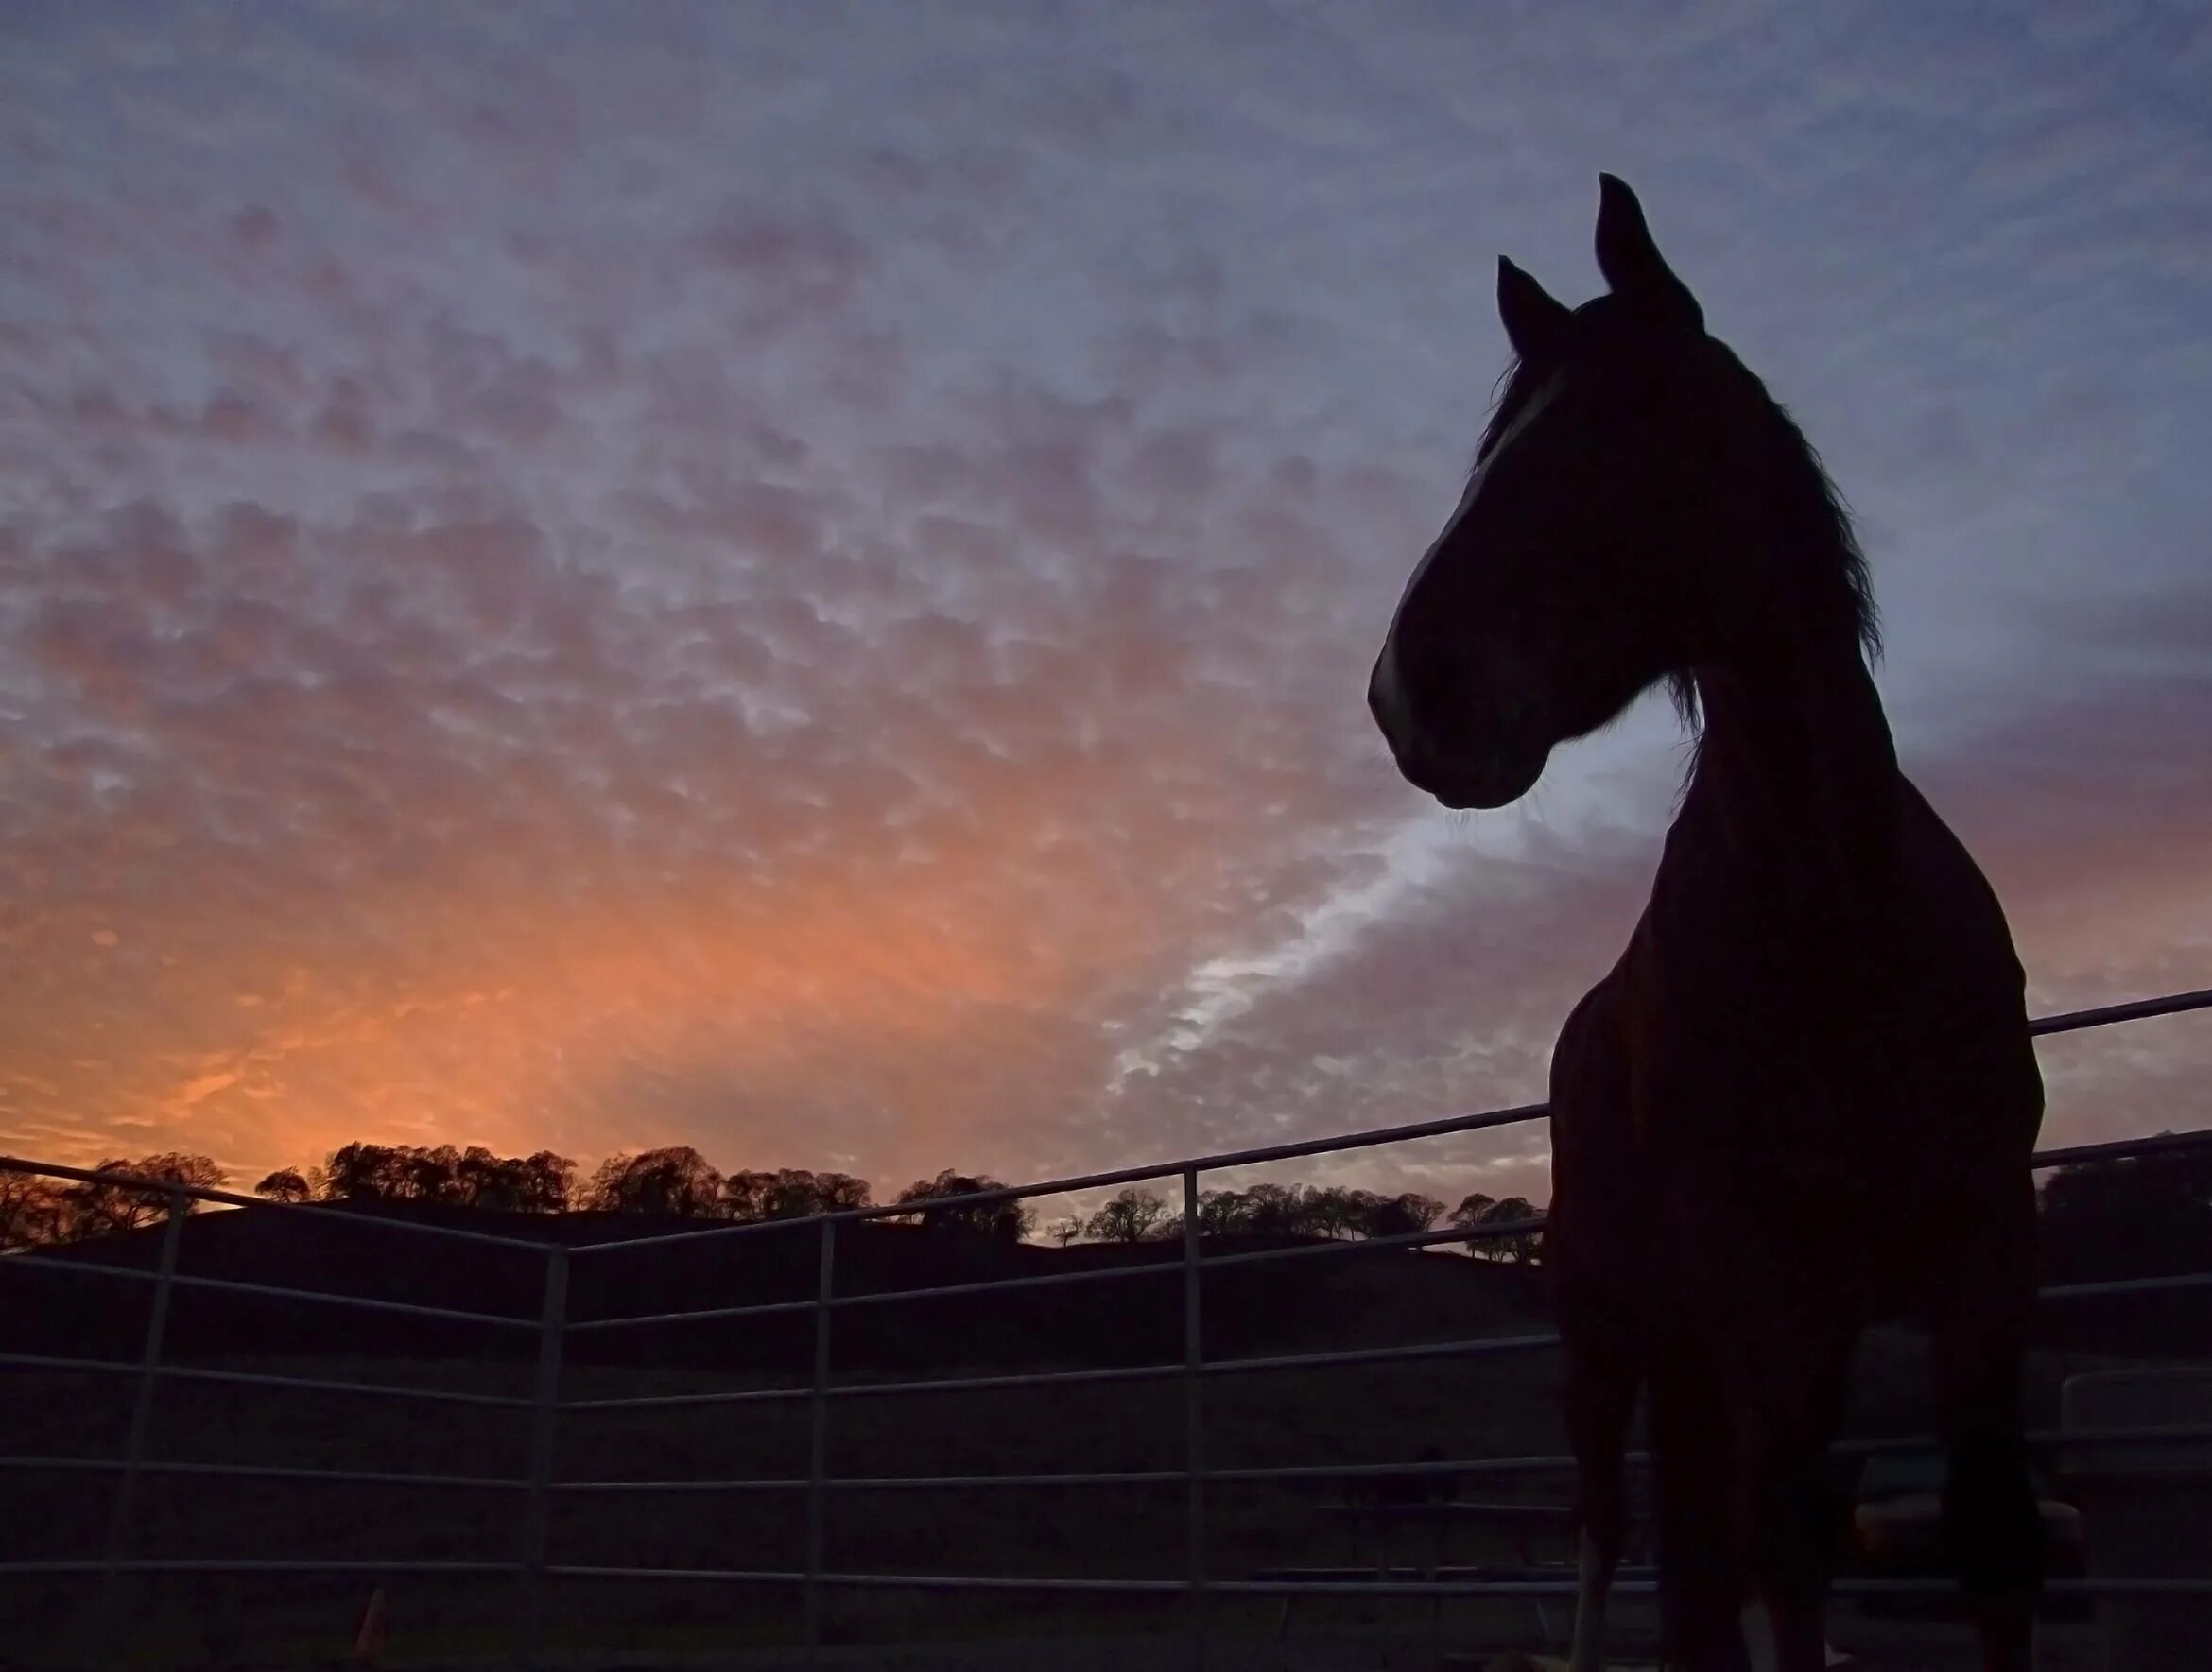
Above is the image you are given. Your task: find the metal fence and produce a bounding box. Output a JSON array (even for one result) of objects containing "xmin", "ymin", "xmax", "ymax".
[{"xmin": 3, "ymin": 982, "xmax": 2210, "ymax": 1668}]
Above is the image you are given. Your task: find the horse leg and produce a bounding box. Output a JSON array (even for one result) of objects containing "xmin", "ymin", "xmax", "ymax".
[
  {"xmin": 1648, "ymin": 1337, "xmax": 1752, "ymax": 1672},
  {"xmin": 1933, "ymin": 1172, "xmax": 2043, "ymax": 1672},
  {"xmin": 1559, "ymin": 1259, "xmax": 1641, "ymax": 1672},
  {"xmin": 1733, "ymin": 1324, "xmax": 1858, "ymax": 1672}
]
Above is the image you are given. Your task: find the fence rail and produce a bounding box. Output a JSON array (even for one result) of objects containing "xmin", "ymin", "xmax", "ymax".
[
  {"xmin": 3, "ymin": 983, "xmax": 2209, "ymax": 1668},
  {"xmin": 5, "ymin": 1455, "xmax": 530, "ymax": 1490}
]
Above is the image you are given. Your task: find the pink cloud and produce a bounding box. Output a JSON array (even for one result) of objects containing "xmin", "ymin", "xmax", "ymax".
[{"xmin": 2, "ymin": 0, "xmax": 2206, "ymax": 1210}]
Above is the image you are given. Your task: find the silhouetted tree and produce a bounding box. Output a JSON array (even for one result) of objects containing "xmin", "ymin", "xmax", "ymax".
[
  {"xmin": 1449, "ymin": 1192, "xmax": 1496, "ymax": 1254},
  {"xmin": 0, "ymin": 1171, "xmax": 77, "ymax": 1250},
  {"xmin": 799, "ymin": 1169, "xmax": 872, "ymax": 1214},
  {"xmin": 723, "ymin": 1167, "xmax": 873, "ymax": 1222},
  {"xmin": 1240, "ymin": 1182, "xmax": 1324, "ymax": 1236},
  {"xmin": 308, "ymin": 1142, "xmax": 571, "ymax": 1211},
  {"xmin": 1, "ymin": 1155, "xmax": 229, "ymax": 1248},
  {"xmin": 1086, "ymin": 1187, "xmax": 1170, "ymax": 1243},
  {"xmin": 1462, "ymin": 1196, "xmax": 1542, "ymax": 1264},
  {"xmin": 320, "ymin": 1143, "xmax": 424, "ymax": 1202},
  {"xmin": 509, "ymin": 1149, "xmax": 578, "ymax": 1213},
  {"xmin": 720, "ymin": 1170, "xmax": 772, "ymax": 1221},
  {"xmin": 1362, "ymin": 1191, "xmax": 1447, "ymax": 1239},
  {"xmin": 451, "ymin": 1146, "xmax": 508, "ymax": 1208},
  {"xmin": 451, "ymin": 1146, "xmax": 575, "ymax": 1212},
  {"xmin": 404, "ymin": 1145, "xmax": 464, "ymax": 1201},
  {"xmin": 1306, "ymin": 1187, "xmax": 1369, "ymax": 1239},
  {"xmin": 583, "ymin": 1146, "xmax": 725, "ymax": 1216},
  {"xmin": 140, "ymin": 1153, "xmax": 230, "ymax": 1200},
  {"xmin": 1047, "ymin": 1215, "xmax": 1085, "ymax": 1247},
  {"xmin": 894, "ymin": 1169, "xmax": 1034, "ymax": 1243},
  {"xmin": 1193, "ymin": 1188, "xmax": 1256, "ymax": 1235},
  {"xmin": 1181, "ymin": 1182, "xmax": 1448, "ymax": 1242},
  {"xmin": 254, "ymin": 1168, "xmax": 311, "ymax": 1204},
  {"xmin": 68, "ymin": 1154, "xmax": 229, "ymax": 1238}
]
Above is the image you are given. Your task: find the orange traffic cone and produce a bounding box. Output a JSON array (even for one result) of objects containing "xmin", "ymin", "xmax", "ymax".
[{"xmin": 352, "ymin": 1584, "xmax": 387, "ymax": 1665}]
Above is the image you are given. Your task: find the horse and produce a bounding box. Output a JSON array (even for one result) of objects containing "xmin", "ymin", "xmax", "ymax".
[{"xmin": 1368, "ymin": 176, "xmax": 2046, "ymax": 1671}]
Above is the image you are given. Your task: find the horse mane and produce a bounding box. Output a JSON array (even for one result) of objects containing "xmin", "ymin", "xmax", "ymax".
[{"xmin": 1473, "ymin": 347, "xmax": 1880, "ymax": 736}]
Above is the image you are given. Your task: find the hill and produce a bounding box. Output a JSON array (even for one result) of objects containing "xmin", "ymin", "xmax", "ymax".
[{"xmin": 0, "ymin": 1203, "xmax": 1556, "ymax": 1378}]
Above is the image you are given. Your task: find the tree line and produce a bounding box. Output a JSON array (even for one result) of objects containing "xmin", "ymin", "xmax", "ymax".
[
  {"xmin": 14, "ymin": 1131, "xmax": 2200, "ymax": 1267},
  {"xmin": 0, "ymin": 1139, "xmax": 1536, "ymax": 1256},
  {"xmin": 1052, "ymin": 1183, "xmax": 1543, "ymax": 1260},
  {"xmin": 0, "ymin": 1143, "xmax": 1031, "ymax": 1250},
  {"xmin": 0, "ymin": 1152, "xmax": 229, "ymax": 1250},
  {"xmin": 0, "ymin": 1145, "xmax": 1625, "ymax": 1267}
]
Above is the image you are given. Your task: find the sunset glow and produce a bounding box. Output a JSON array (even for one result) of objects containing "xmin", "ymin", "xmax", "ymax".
[{"xmin": 3, "ymin": 3, "xmax": 2207, "ymax": 1207}]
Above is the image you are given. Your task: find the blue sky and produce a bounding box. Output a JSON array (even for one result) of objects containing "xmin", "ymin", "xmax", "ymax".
[{"xmin": 2, "ymin": 0, "xmax": 2207, "ymax": 1210}]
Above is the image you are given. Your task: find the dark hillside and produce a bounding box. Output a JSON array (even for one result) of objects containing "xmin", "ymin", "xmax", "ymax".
[
  {"xmin": 5, "ymin": 1170, "xmax": 2202, "ymax": 1386},
  {"xmin": 0, "ymin": 1206, "xmax": 1554, "ymax": 1379}
]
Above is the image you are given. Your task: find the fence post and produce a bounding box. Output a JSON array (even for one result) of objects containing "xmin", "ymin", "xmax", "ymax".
[
  {"xmin": 511, "ymin": 1245, "xmax": 568, "ymax": 1670},
  {"xmin": 804, "ymin": 1215, "xmax": 837, "ymax": 1663},
  {"xmin": 1183, "ymin": 1166, "xmax": 1207, "ymax": 1671},
  {"xmin": 95, "ymin": 1186, "xmax": 187, "ymax": 1663}
]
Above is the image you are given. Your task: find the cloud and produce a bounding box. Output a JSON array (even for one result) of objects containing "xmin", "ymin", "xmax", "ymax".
[{"xmin": 0, "ymin": 0, "xmax": 2206, "ymax": 1204}]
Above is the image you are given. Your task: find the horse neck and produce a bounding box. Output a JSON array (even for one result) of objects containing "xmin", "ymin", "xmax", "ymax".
[{"xmin": 1679, "ymin": 609, "xmax": 1903, "ymax": 914}]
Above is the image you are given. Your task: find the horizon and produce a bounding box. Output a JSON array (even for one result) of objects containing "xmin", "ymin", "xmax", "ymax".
[{"xmin": 4, "ymin": 2, "xmax": 2209, "ymax": 1209}]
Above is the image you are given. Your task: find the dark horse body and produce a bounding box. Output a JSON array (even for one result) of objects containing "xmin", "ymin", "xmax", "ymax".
[{"xmin": 1369, "ymin": 179, "xmax": 2044, "ymax": 1670}]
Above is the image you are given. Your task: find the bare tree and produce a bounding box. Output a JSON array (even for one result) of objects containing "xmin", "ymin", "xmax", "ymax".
[
  {"xmin": 0, "ymin": 1172, "xmax": 77, "ymax": 1250},
  {"xmin": 69, "ymin": 1155, "xmax": 228, "ymax": 1237},
  {"xmin": 1085, "ymin": 1187, "xmax": 1170, "ymax": 1243},
  {"xmin": 1193, "ymin": 1188, "xmax": 1255, "ymax": 1235}
]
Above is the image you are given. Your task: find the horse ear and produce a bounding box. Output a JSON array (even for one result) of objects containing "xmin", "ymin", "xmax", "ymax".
[
  {"xmin": 1497, "ymin": 256, "xmax": 1569, "ymax": 361},
  {"xmin": 1595, "ymin": 173, "xmax": 1703, "ymax": 328}
]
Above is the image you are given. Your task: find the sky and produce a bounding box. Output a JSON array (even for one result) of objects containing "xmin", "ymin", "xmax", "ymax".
[{"xmin": 2, "ymin": 0, "xmax": 2208, "ymax": 1216}]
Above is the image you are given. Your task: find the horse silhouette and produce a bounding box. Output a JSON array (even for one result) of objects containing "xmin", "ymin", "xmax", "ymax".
[{"xmin": 1370, "ymin": 176, "xmax": 2045, "ymax": 1671}]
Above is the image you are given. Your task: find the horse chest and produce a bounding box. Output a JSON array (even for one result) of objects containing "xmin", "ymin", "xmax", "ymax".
[{"xmin": 1612, "ymin": 887, "xmax": 1942, "ymax": 1178}]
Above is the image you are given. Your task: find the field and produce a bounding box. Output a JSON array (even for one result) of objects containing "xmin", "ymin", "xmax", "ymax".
[{"xmin": 0, "ymin": 1225, "xmax": 2166, "ymax": 1670}]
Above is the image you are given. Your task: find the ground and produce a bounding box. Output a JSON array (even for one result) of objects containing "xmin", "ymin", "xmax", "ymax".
[{"xmin": 0, "ymin": 1239, "xmax": 2182, "ymax": 1668}]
